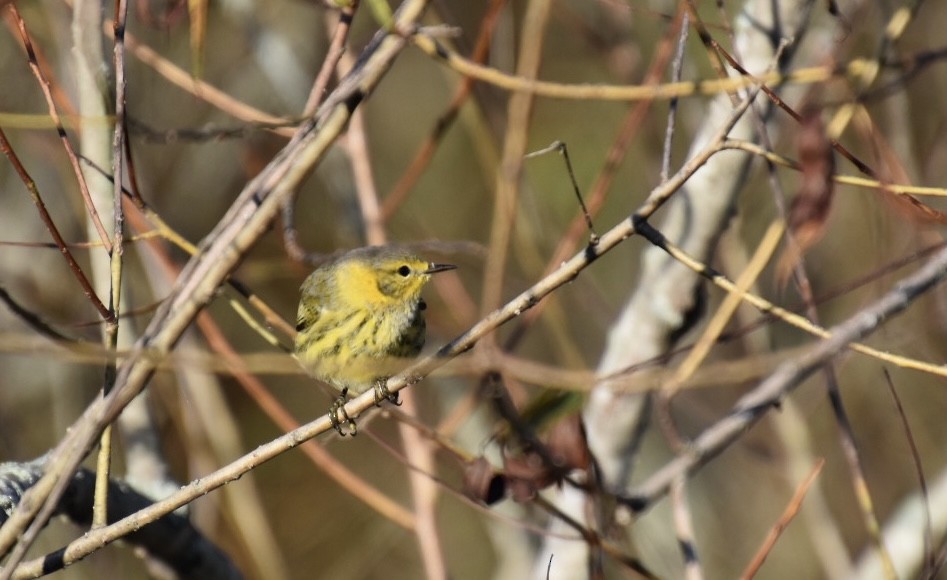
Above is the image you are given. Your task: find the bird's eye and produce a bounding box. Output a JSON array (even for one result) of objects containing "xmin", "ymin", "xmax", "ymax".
[{"xmin": 397, "ymin": 265, "xmax": 411, "ymax": 277}]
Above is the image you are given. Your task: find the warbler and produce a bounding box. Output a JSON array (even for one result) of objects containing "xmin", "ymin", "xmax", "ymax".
[{"xmin": 294, "ymin": 246, "xmax": 456, "ymax": 435}]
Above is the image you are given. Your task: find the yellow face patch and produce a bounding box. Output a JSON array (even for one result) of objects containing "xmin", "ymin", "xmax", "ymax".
[{"xmin": 335, "ymin": 260, "xmax": 391, "ymax": 307}]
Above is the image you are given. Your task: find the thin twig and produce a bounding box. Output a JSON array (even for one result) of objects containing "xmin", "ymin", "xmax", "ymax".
[
  {"xmin": 660, "ymin": 11, "xmax": 689, "ymax": 182},
  {"xmin": 740, "ymin": 459, "xmax": 825, "ymax": 578},
  {"xmin": 882, "ymin": 368, "xmax": 935, "ymax": 574},
  {"xmin": 0, "ymin": 287, "xmax": 77, "ymax": 342},
  {"xmin": 91, "ymin": 0, "xmax": 131, "ymax": 531},
  {"xmin": 525, "ymin": 141, "xmax": 598, "ymax": 244},
  {"xmin": 411, "ymin": 29, "xmax": 863, "ymax": 101},
  {"xmin": 303, "ymin": 1, "xmax": 358, "ymax": 116}
]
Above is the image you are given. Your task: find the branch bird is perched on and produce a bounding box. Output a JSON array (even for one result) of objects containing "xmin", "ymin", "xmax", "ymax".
[{"xmin": 294, "ymin": 246, "xmax": 456, "ymax": 435}]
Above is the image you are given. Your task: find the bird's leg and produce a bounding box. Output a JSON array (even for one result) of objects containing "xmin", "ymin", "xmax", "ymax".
[
  {"xmin": 329, "ymin": 387, "xmax": 358, "ymax": 436},
  {"xmin": 373, "ymin": 377, "xmax": 401, "ymax": 407}
]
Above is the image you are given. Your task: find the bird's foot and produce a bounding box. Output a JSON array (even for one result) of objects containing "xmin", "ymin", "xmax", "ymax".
[
  {"xmin": 329, "ymin": 388, "xmax": 358, "ymax": 436},
  {"xmin": 373, "ymin": 377, "xmax": 401, "ymax": 407}
]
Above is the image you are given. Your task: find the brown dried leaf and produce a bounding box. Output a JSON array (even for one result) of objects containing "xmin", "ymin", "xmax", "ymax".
[
  {"xmin": 135, "ymin": 0, "xmax": 188, "ymax": 31},
  {"xmin": 776, "ymin": 108, "xmax": 836, "ymax": 287},
  {"xmin": 462, "ymin": 457, "xmax": 506, "ymax": 505},
  {"xmin": 858, "ymin": 114, "xmax": 947, "ymax": 226},
  {"xmin": 544, "ymin": 414, "xmax": 591, "ymax": 472},
  {"xmin": 503, "ymin": 451, "xmax": 556, "ymax": 503}
]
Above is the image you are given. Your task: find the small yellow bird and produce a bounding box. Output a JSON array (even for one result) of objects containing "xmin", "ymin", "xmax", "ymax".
[{"xmin": 294, "ymin": 246, "xmax": 456, "ymax": 435}]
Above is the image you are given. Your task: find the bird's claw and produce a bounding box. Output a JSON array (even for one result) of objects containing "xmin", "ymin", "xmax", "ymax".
[
  {"xmin": 373, "ymin": 378, "xmax": 401, "ymax": 407},
  {"xmin": 330, "ymin": 388, "xmax": 358, "ymax": 436}
]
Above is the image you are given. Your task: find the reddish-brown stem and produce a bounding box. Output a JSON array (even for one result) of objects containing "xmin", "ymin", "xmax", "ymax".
[
  {"xmin": 380, "ymin": 0, "xmax": 506, "ymax": 221},
  {"xmin": 0, "ymin": 125, "xmax": 112, "ymax": 321},
  {"xmin": 8, "ymin": 3, "xmax": 114, "ymax": 254}
]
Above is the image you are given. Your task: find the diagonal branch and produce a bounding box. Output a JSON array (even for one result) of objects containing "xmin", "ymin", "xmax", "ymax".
[{"xmin": 627, "ymin": 242, "xmax": 947, "ymax": 508}]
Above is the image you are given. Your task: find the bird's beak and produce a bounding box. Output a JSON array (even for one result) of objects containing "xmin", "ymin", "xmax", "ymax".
[{"xmin": 425, "ymin": 263, "xmax": 457, "ymax": 274}]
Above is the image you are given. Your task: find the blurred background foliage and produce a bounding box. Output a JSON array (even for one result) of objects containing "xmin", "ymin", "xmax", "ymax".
[{"xmin": 1, "ymin": 0, "xmax": 946, "ymax": 578}]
